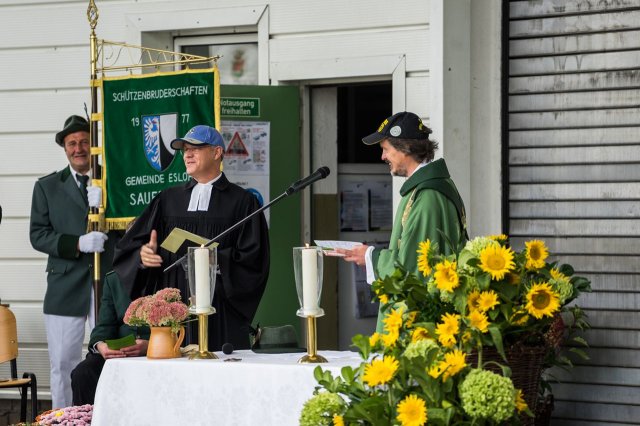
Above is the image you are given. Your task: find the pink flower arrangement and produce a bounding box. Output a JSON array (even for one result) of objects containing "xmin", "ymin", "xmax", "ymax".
[
  {"xmin": 124, "ymin": 288, "xmax": 189, "ymax": 333},
  {"xmin": 36, "ymin": 404, "xmax": 92, "ymax": 425}
]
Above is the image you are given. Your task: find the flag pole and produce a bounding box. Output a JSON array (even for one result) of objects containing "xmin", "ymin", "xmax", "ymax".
[{"xmin": 87, "ymin": 0, "xmax": 102, "ymax": 322}]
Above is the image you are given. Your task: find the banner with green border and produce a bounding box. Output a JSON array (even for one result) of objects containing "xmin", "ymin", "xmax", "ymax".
[{"xmin": 102, "ymin": 69, "xmax": 219, "ymax": 229}]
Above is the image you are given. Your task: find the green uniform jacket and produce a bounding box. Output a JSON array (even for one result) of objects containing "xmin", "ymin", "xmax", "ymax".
[
  {"xmin": 373, "ymin": 159, "xmax": 467, "ymax": 331},
  {"xmin": 29, "ymin": 166, "xmax": 119, "ymax": 316},
  {"xmin": 89, "ymin": 272, "xmax": 150, "ymax": 348}
]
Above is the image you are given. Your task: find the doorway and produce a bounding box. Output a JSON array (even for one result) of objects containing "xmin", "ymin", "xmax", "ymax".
[{"xmin": 310, "ymin": 81, "xmax": 393, "ymax": 349}]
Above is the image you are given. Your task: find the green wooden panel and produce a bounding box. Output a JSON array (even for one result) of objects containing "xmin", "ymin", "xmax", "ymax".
[{"xmin": 220, "ymin": 85, "xmax": 302, "ymax": 338}]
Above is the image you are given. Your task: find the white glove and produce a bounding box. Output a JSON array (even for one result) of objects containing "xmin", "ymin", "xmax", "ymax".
[
  {"xmin": 78, "ymin": 232, "xmax": 108, "ymax": 253},
  {"xmin": 87, "ymin": 186, "xmax": 102, "ymax": 208}
]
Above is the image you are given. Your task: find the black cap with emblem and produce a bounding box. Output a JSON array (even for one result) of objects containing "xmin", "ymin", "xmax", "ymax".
[{"xmin": 362, "ymin": 111, "xmax": 432, "ymax": 145}]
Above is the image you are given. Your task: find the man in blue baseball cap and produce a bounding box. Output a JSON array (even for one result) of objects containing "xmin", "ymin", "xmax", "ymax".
[{"xmin": 113, "ymin": 125, "xmax": 270, "ymax": 351}]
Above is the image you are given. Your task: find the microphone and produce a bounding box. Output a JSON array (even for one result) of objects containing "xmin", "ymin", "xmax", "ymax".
[
  {"xmin": 222, "ymin": 342, "xmax": 234, "ymax": 355},
  {"xmin": 286, "ymin": 167, "xmax": 330, "ymax": 195}
]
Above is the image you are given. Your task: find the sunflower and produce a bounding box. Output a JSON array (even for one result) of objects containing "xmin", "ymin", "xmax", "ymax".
[
  {"xmin": 434, "ymin": 259, "xmax": 459, "ymax": 292},
  {"xmin": 442, "ymin": 349, "xmax": 467, "ymax": 381},
  {"xmin": 406, "ymin": 311, "xmax": 418, "ymax": 328},
  {"xmin": 436, "ymin": 313, "xmax": 460, "ymax": 347},
  {"xmin": 515, "ymin": 389, "xmax": 528, "ymax": 413},
  {"xmin": 525, "ymin": 282, "xmax": 560, "ymax": 319},
  {"xmin": 428, "ymin": 362, "xmax": 445, "ymax": 379},
  {"xmin": 467, "ymin": 310, "xmax": 489, "ymax": 333},
  {"xmin": 479, "ymin": 244, "xmax": 515, "ymax": 280},
  {"xmin": 396, "ymin": 394, "xmax": 428, "ymax": 426},
  {"xmin": 411, "ymin": 327, "xmax": 430, "ymax": 342},
  {"xmin": 381, "ymin": 329, "xmax": 400, "ymax": 347},
  {"xmin": 467, "ymin": 289, "xmax": 481, "ymax": 312},
  {"xmin": 525, "ymin": 240, "xmax": 549, "ymax": 270},
  {"xmin": 416, "ymin": 240, "xmax": 432, "ymax": 277},
  {"xmin": 476, "ymin": 290, "xmax": 500, "ymax": 312},
  {"xmin": 550, "ymin": 267, "xmax": 567, "ymax": 281},
  {"xmin": 369, "ymin": 332, "xmax": 381, "ymax": 347},
  {"xmin": 488, "ymin": 234, "xmax": 508, "ymax": 243},
  {"xmin": 378, "ymin": 293, "xmax": 389, "ymax": 305},
  {"xmin": 383, "ymin": 308, "xmax": 404, "ymax": 334},
  {"xmin": 363, "ymin": 355, "xmax": 399, "ymax": 387}
]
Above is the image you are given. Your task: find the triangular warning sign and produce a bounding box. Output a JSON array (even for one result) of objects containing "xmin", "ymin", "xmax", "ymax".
[{"xmin": 226, "ymin": 132, "xmax": 249, "ymax": 156}]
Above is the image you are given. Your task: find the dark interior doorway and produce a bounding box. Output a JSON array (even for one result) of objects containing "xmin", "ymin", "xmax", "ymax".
[{"xmin": 337, "ymin": 83, "xmax": 392, "ymax": 163}]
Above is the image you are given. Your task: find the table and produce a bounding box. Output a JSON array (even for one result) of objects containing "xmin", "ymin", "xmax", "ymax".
[{"xmin": 92, "ymin": 350, "xmax": 362, "ymax": 426}]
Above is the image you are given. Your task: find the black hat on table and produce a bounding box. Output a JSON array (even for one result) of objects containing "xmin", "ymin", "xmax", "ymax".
[
  {"xmin": 251, "ymin": 325, "xmax": 306, "ymax": 354},
  {"xmin": 362, "ymin": 111, "xmax": 432, "ymax": 145},
  {"xmin": 55, "ymin": 115, "xmax": 90, "ymax": 146}
]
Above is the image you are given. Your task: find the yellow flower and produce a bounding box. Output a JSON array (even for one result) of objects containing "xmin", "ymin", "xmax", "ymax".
[
  {"xmin": 515, "ymin": 389, "xmax": 528, "ymax": 413},
  {"xmin": 411, "ymin": 327, "xmax": 430, "ymax": 342},
  {"xmin": 379, "ymin": 293, "xmax": 389, "ymax": 305},
  {"xmin": 476, "ymin": 290, "xmax": 500, "ymax": 312},
  {"xmin": 416, "ymin": 240, "xmax": 432, "ymax": 277},
  {"xmin": 461, "ymin": 330, "xmax": 472, "ymax": 343},
  {"xmin": 526, "ymin": 282, "xmax": 560, "ymax": 319},
  {"xmin": 381, "ymin": 329, "xmax": 400, "ymax": 347},
  {"xmin": 369, "ymin": 332, "xmax": 381, "ymax": 347},
  {"xmin": 506, "ymin": 272, "xmax": 521, "ymax": 285},
  {"xmin": 467, "ymin": 310, "xmax": 489, "ymax": 333},
  {"xmin": 434, "ymin": 259, "xmax": 459, "ymax": 292},
  {"xmin": 479, "ymin": 244, "xmax": 515, "ymax": 280},
  {"xmin": 55, "ymin": 411, "xmax": 64, "ymax": 418},
  {"xmin": 363, "ymin": 355, "xmax": 399, "ymax": 387},
  {"xmin": 436, "ymin": 313, "xmax": 460, "ymax": 347},
  {"xmin": 550, "ymin": 267, "xmax": 567, "ymax": 282},
  {"xmin": 467, "ymin": 289, "xmax": 481, "ymax": 312},
  {"xmin": 333, "ymin": 414, "xmax": 345, "ymax": 426},
  {"xmin": 428, "ymin": 362, "xmax": 445, "ymax": 379},
  {"xmin": 525, "ymin": 240, "xmax": 549, "ymax": 270},
  {"xmin": 510, "ymin": 309, "xmax": 530, "ymax": 326},
  {"xmin": 406, "ymin": 311, "xmax": 418, "ymax": 328},
  {"xmin": 488, "ymin": 234, "xmax": 508, "ymax": 243},
  {"xmin": 383, "ymin": 308, "xmax": 404, "ymax": 334},
  {"xmin": 396, "ymin": 394, "xmax": 428, "ymax": 426},
  {"xmin": 442, "ymin": 349, "xmax": 467, "ymax": 381}
]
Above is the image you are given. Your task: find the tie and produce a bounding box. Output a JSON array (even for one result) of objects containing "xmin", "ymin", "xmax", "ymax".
[{"xmin": 77, "ymin": 174, "xmax": 89, "ymax": 204}]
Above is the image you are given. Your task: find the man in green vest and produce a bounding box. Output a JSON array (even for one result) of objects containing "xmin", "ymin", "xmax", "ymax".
[
  {"xmin": 29, "ymin": 115, "xmax": 119, "ymax": 408},
  {"xmin": 338, "ymin": 111, "xmax": 468, "ymax": 331}
]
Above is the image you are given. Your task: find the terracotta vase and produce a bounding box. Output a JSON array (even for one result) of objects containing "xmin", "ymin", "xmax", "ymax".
[{"xmin": 146, "ymin": 326, "xmax": 185, "ymax": 359}]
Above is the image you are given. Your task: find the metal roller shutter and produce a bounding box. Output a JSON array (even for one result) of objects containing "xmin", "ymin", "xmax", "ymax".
[{"xmin": 506, "ymin": 0, "xmax": 640, "ymax": 423}]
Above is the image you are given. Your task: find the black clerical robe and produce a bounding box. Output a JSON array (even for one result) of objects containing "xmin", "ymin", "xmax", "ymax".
[{"xmin": 112, "ymin": 173, "xmax": 270, "ymax": 350}]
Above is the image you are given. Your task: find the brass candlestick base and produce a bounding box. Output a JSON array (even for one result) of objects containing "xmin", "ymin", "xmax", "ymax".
[
  {"xmin": 189, "ymin": 310, "xmax": 218, "ymax": 360},
  {"xmin": 298, "ymin": 316, "xmax": 327, "ymax": 364}
]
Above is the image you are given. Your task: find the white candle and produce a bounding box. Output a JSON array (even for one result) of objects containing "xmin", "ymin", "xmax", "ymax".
[
  {"xmin": 194, "ymin": 247, "xmax": 210, "ymax": 312},
  {"xmin": 302, "ymin": 247, "xmax": 318, "ymax": 311}
]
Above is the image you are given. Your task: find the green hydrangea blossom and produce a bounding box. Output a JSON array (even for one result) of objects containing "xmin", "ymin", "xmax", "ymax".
[
  {"xmin": 463, "ymin": 237, "xmax": 497, "ymax": 257},
  {"xmin": 551, "ymin": 277, "xmax": 573, "ymax": 304},
  {"xmin": 299, "ymin": 392, "xmax": 345, "ymax": 426},
  {"xmin": 404, "ymin": 338, "xmax": 438, "ymax": 359},
  {"xmin": 459, "ymin": 369, "xmax": 516, "ymax": 423}
]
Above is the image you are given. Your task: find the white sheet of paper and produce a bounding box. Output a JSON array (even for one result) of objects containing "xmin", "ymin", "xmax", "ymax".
[{"xmin": 314, "ymin": 240, "xmax": 362, "ymax": 257}]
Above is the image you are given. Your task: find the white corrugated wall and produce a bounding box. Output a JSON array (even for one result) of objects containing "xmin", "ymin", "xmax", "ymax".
[
  {"xmin": 507, "ymin": 0, "xmax": 640, "ymax": 424},
  {"xmin": 0, "ymin": 0, "xmax": 448, "ymax": 399}
]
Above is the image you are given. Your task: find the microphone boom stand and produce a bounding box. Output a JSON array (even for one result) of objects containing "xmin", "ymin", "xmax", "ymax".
[{"xmin": 164, "ymin": 189, "xmax": 291, "ymax": 274}]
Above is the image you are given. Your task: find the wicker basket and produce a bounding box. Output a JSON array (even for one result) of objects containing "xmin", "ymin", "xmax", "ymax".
[{"xmin": 468, "ymin": 343, "xmax": 548, "ymax": 426}]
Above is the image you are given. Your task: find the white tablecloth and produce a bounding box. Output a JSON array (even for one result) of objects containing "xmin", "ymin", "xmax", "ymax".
[{"xmin": 92, "ymin": 350, "xmax": 362, "ymax": 426}]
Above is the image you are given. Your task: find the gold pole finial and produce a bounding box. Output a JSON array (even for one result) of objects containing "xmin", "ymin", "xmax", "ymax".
[{"xmin": 87, "ymin": 0, "xmax": 99, "ymax": 31}]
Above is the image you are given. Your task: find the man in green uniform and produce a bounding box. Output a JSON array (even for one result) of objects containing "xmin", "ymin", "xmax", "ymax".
[{"xmin": 338, "ymin": 111, "xmax": 468, "ymax": 330}]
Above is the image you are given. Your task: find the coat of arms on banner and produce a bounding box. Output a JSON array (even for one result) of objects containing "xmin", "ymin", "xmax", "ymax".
[{"xmin": 142, "ymin": 114, "xmax": 178, "ymax": 171}]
